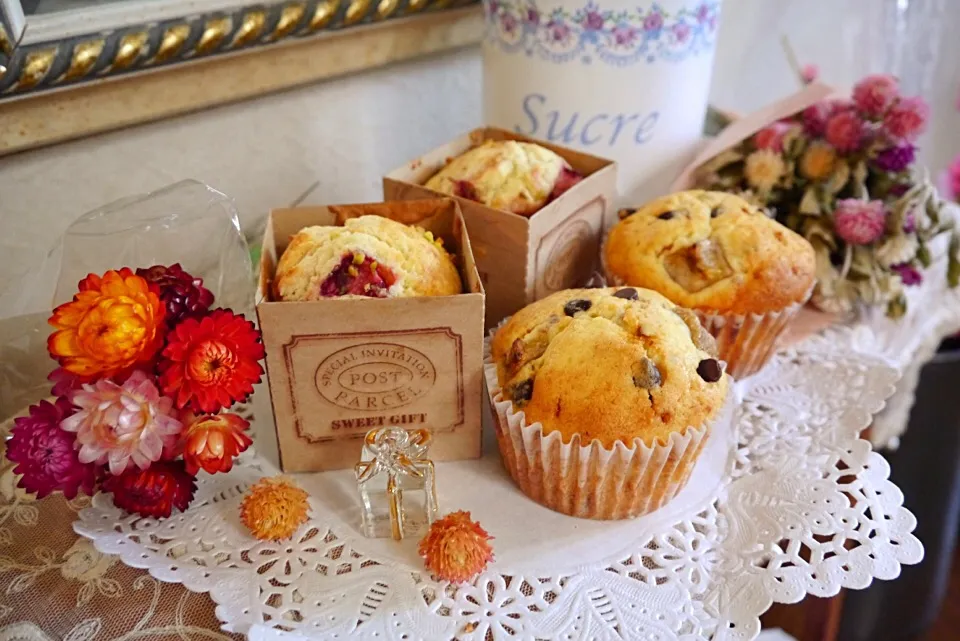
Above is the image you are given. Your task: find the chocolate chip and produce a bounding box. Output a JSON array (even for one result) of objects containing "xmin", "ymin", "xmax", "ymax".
[
  {"xmin": 697, "ymin": 358, "xmax": 723, "ymax": 383},
  {"xmin": 710, "ymin": 207, "xmax": 722, "ymax": 218},
  {"xmin": 613, "ymin": 288, "xmax": 639, "ymax": 300},
  {"xmin": 657, "ymin": 211, "xmax": 675, "ymax": 220},
  {"xmin": 563, "ymin": 299, "xmax": 592, "ymax": 316},
  {"xmin": 513, "ymin": 379, "xmax": 534, "ymax": 402},
  {"xmin": 618, "ymin": 208, "xmax": 637, "ymax": 220},
  {"xmin": 584, "ymin": 271, "xmax": 607, "ymax": 288},
  {"xmin": 632, "ymin": 357, "xmax": 662, "ymax": 389}
]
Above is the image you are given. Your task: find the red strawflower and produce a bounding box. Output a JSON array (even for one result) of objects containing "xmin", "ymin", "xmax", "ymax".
[
  {"xmin": 852, "ymin": 74, "xmax": 899, "ymax": 118},
  {"xmin": 179, "ymin": 412, "xmax": 253, "ymax": 475},
  {"xmin": 802, "ymin": 99, "xmax": 853, "ymax": 137},
  {"xmin": 136, "ymin": 264, "xmax": 215, "ymax": 328},
  {"xmin": 883, "ymin": 96, "xmax": 930, "ymax": 141},
  {"xmin": 158, "ymin": 309, "xmax": 264, "ymax": 413},
  {"xmin": 753, "ymin": 122, "xmax": 792, "ymax": 152},
  {"xmin": 6, "ymin": 398, "xmax": 98, "ymax": 499},
  {"xmin": 825, "ymin": 110, "xmax": 865, "ymax": 153},
  {"xmin": 103, "ymin": 459, "xmax": 196, "ymax": 518}
]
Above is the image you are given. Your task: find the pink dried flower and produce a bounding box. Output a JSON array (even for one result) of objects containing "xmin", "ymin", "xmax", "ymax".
[
  {"xmin": 754, "ymin": 122, "xmax": 792, "ymax": 152},
  {"xmin": 803, "ymin": 99, "xmax": 853, "ymax": 138},
  {"xmin": 892, "ymin": 263, "xmax": 923, "ymax": 286},
  {"xmin": 834, "ymin": 199, "xmax": 887, "ymax": 245},
  {"xmin": 884, "ymin": 97, "xmax": 930, "ymax": 141},
  {"xmin": 853, "ymin": 74, "xmax": 899, "ymax": 118},
  {"xmin": 801, "ymin": 64, "xmax": 819, "ymax": 84},
  {"xmin": 938, "ymin": 154, "xmax": 960, "ymax": 202},
  {"xmin": 60, "ymin": 370, "xmax": 183, "ymax": 476},
  {"xmin": 6, "ymin": 398, "xmax": 98, "ymax": 499},
  {"xmin": 825, "ymin": 110, "xmax": 865, "ymax": 153}
]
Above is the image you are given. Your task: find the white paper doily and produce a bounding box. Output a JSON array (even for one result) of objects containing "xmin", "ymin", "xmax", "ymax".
[
  {"xmin": 73, "ymin": 321, "xmax": 922, "ymax": 641},
  {"xmin": 854, "ymin": 203, "xmax": 960, "ymax": 450}
]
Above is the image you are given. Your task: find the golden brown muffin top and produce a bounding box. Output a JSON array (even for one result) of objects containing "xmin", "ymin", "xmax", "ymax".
[
  {"xmin": 274, "ymin": 215, "xmax": 462, "ymax": 301},
  {"xmin": 424, "ymin": 140, "xmax": 573, "ymax": 216},
  {"xmin": 604, "ymin": 190, "xmax": 815, "ymax": 315},
  {"xmin": 491, "ymin": 287, "xmax": 728, "ymax": 448}
]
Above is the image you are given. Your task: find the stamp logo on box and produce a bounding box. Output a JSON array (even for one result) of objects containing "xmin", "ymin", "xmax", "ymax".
[{"xmin": 283, "ymin": 329, "xmax": 464, "ymax": 443}]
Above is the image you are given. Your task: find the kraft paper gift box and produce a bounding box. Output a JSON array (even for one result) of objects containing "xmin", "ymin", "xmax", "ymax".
[
  {"xmin": 256, "ymin": 199, "xmax": 485, "ymax": 473},
  {"xmin": 383, "ymin": 127, "xmax": 618, "ymax": 328}
]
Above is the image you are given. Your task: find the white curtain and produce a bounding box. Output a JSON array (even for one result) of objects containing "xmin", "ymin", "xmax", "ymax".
[{"xmin": 710, "ymin": 0, "xmax": 959, "ymax": 172}]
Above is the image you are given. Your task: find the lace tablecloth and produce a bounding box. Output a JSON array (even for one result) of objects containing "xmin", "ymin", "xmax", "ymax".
[
  {"xmin": 69, "ymin": 320, "xmax": 923, "ymax": 641},
  {"xmin": 0, "ymin": 417, "xmax": 241, "ymax": 641}
]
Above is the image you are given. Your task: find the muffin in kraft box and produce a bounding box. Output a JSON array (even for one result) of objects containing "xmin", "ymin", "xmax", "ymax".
[
  {"xmin": 256, "ymin": 200, "xmax": 484, "ymax": 472},
  {"xmin": 384, "ymin": 127, "xmax": 617, "ymax": 329}
]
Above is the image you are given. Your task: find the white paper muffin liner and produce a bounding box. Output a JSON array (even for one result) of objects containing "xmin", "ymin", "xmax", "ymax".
[
  {"xmin": 600, "ymin": 230, "xmax": 812, "ymax": 379},
  {"xmin": 483, "ymin": 337, "xmax": 715, "ymax": 520}
]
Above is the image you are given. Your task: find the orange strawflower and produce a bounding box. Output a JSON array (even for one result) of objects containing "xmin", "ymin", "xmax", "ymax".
[
  {"xmin": 48, "ymin": 269, "xmax": 166, "ymax": 378},
  {"xmin": 240, "ymin": 477, "xmax": 310, "ymax": 541},
  {"xmin": 418, "ymin": 510, "xmax": 494, "ymax": 584},
  {"xmin": 158, "ymin": 309, "xmax": 264, "ymax": 413},
  {"xmin": 180, "ymin": 412, "xmax": 253, "ymax": 475}
]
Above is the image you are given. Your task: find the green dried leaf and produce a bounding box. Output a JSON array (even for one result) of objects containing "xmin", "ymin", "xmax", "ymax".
[
  {"xmin": 824, "ymin": 161, "xmax": 851, "ymax": 195},
  {"xmin": 949, "ymin": 234, "xmax": 960, "ymax": 288},
  {"xmin": 698, "ymin": 149, "xmax": 744, "ymax": 175},
  {"xmin": 886, "ymin": 293, "xmax": 907, "ymax": 319},
  {"xmin": 799, "ymin": 187, "xmax": 821, "ymax": 215},
  {"xmin": 927, "ymin": 197, "xmax": 942, "ymax": 227},
  {"xmin": 917, "ymin": 241, "xmax": 932, "ymax": 268}
]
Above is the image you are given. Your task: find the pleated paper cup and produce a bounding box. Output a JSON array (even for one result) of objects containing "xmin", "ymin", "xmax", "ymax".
[
  {"xmin": 601, "ymin": 234, "xmax": 811, "ymax": 379},
  {"xmin": 483, "ymin": 341, "xmax": 713, "ymax": 520},
  {"xmin": 691, "ymin": 296, "xmax": 809, "ymax": 379}
]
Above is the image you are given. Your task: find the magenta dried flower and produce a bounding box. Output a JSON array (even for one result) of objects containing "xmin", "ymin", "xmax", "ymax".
[
  {"xmin": 834, "ymin": 199, "xmax": 887, "ymax": 245},
  {"xmin": 853, "ymin": 74, "xmax": 900, "ymax": 118},
  {"xmin": 873, "ymin": 144, "xmax": 916, "ymax": 173},
  {"xmin": 136, "ymin": 263, "xmax": 214, "ymax": 329},
  {"xmin": 6, "ymin": 398, "xmax": 99, "ymax": 499},
  {"xmin": 893, "ymin": 262, "xmax": 923, "ymax": 286}
]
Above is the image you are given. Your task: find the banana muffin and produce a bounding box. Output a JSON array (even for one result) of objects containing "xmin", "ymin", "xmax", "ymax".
[
  {"xmin": 489, "ymin": 287, "xmax": 728, "ymax": 519},
  {"xmin": 274, "ymin": 215, "xmax": 461, "ymax": 301},
  {"xmin": 425, "ymin": 140, "xmax": 582, "ymax": 217},
  {"xmin": 604, "ymin": 190, "xmax": 815, "ymax": 377}
]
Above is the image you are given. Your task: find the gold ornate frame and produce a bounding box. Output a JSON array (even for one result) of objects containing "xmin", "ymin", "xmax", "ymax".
[{"xmin": 0, "ymin": 1, "xmax": 482, "ymax": 156}]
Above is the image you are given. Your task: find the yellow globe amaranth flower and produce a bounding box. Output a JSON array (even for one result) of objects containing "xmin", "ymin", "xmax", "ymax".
[{"xmin": 744, "ymin": 150, "xmax": 786, "ymax": 192}]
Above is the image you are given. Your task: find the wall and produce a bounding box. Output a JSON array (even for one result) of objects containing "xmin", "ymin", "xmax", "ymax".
[{"xmin": 1, "ymin": 0, "xmax": 959, "ymax": 318}]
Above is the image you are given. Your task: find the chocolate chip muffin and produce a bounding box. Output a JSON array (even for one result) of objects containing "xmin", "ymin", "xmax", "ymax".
[
  {"xmin": 604, "ymin": 190, "xmax": 815, "ymax": 377},
  {"xmin": 487, "ymin": 287, "xmax": 728, "ymax": 519},
  {"xmin": 274, "ymin": 215, "xmax": 461, "ymax": 300},
  {"xmin": 424, "ymin": 140, "xmax": 582, "ymax": 217}
]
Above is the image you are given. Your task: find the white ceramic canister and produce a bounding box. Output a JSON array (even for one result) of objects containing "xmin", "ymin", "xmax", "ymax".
[{"xmin": 483, "ymin": 0, "xmax": 721, "ymax": 205}]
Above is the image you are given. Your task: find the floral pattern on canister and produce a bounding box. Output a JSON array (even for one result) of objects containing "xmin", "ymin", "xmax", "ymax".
[{"xmin": 483, "ymin": 0, "xmax": 720, "ymax": 65}]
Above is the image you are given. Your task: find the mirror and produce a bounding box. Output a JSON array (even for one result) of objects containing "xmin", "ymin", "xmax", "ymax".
[
  {"xmin": 0, "ymin": 0, "xmax": 480, "ymax": 100},
  {"xmin": 21, "ymin": 0, "xmax": 133, "ymax": 15},
  {"xmin": 0, "ymin": 0, "xmax": 482, "ymax": 155}
]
